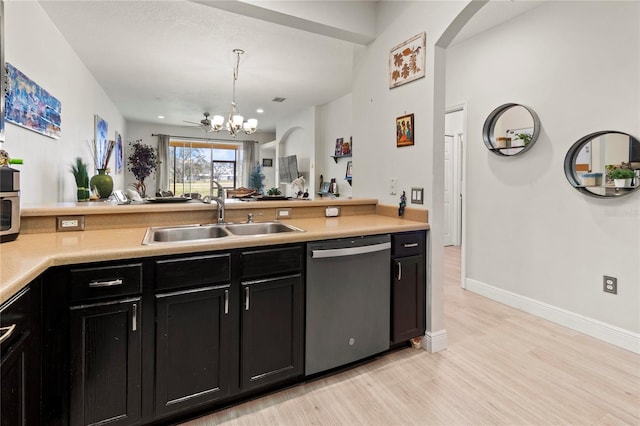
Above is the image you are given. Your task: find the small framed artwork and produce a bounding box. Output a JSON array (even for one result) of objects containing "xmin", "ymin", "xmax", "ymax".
[
  {"xmin": 334, "ymin": 138, "xmax": 344, "ymax": 156},
  {"xmin": 114, "ymin": 131, "xmax": 124, "ymax": 173},
  {"xmin": 94, "ymin": 115, "xmax": 109, "ymax": 164},
  {"xmin": 321, "ymin": 182, "xmax": 331, "ymax": 193},
  {"xmin": 262, "ymin": 158, "xmax": 273, "ymax": 167},
  {"xmin": 389, "ymin": 32, "xmax": 426, "ymax": 89},
  {"xmin": 345, "ymin": 161, "xmax": 353, "ymax": 179},
  {"xmin": 396, "ymin": 113, "xmax": 414, "ymax": 147}
]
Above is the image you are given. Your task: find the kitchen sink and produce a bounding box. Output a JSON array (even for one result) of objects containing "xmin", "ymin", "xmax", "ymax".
[
  {"xmin": 142, "ymin": 221, "xmax": 303, "ymax": 244},
  {"xmin": 142, "ymin": 224, "xmax": 229, "ymax": 244},
  {"xmin": 225, "ymin": 222, "xmax": 304, "ymax": 236}
]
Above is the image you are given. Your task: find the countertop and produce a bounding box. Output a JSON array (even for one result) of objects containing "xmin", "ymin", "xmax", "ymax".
[{"xmin": 0, "ymin": 210, "xmax": 428, "ymax": 305}]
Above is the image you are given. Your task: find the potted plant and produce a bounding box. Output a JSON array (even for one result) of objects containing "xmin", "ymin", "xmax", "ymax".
[
  {"xmin": 609, "ymin": 168, "xmax": 635, "ymax": 188},
  {"xmin": 70, "ymin": 157, "xmax": 90, "ymax": 202},
  {"xmin": 127, "ymin": 139, "xmax": 159, "ymax": 198},
  {"xmin": 515, "ymin": 133, "xmax": 533, "ymax": 147}
]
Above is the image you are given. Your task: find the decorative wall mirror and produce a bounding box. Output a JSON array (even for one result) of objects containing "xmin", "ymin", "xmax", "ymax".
[
  {"xmin": 482, "ymin": 103, "xmax": 540, "ymax": 156},
  {"xmin": 564, "ymin": 131, "xmax": 640, "ymax": 198}
]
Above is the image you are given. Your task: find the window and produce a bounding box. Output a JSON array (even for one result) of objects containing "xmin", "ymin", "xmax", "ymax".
[{"xmin": 169, "ymin": 140, "xmax": 239, "ymax": 197}]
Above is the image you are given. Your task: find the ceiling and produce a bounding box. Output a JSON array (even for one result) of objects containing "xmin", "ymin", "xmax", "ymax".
[
  {"xmin": 39, "ymin": 0, "xmax": 361, "ymax": 132},
  {"xmin": 38, "ymin": 0, "xmax": 544, "ymax": 133}
]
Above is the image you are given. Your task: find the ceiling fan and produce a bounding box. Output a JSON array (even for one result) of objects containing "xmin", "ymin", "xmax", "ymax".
[{"xmin": 183, "ymin": 112, "xmax": 214, "ymax": 133}]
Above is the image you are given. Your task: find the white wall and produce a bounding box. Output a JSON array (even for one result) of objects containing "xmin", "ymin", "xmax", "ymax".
[
  {"xmin": 275, "ymin": 107, "xmax": 316, "ymax": 196},
  {"xmin": 446, "ymin": 1, "xmax": 640, "ymax": 346},
  {"xmin": 351, "ymin": 1, "xmax": 470, "ymax": 346},
  {"xmin": 317, "ymin": 93, "xmax": 353, "ymax": 198},
  {"xmin": 4, "ymin": 1, "xmax": 125, "ymax": 205}
]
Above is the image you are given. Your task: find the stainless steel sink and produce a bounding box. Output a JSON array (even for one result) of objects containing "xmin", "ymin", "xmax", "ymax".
[
  {"xmin": 224, "ymin": 222, "xmax": 304, "ymax": 236},
  {"xmin": 143, "ymin": 224, "xmax": 229, "ymax": 244},
  {"xmin": 142, "ymin": 221, "xmax": 303, "ymax": 244}
]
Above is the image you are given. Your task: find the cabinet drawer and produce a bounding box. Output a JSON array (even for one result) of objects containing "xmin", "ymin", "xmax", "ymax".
[
  {"xmin": 155, "ymin": 253, "xmax": 231, "ymax": 292},
  {"xmin": 241, "ymin": 246, "xmax": 303, "ymax": 280},
  {"xmin": 70, "ymin": 263, "xmax": 142, "ymax": 303},
  {"xmin": 0, "ymin": 287, "xmax": 33, "ymax": 351},
  {"xmin": 392, "ymin": 232, "xmax": 425, "ymax": 258}
]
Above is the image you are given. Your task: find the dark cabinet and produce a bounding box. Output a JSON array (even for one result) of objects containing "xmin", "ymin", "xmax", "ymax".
[
  {"xmin": 153, "ymin": 253, "xmax": 233, "ymax": 419},
  {"xmin": 69, "ymin": 299, "xmax": 141, "ymax": 426},
  {"xmin": 67, "ymin": 263, "xmax": 143, "ymax": 426},
  {"xmin": 240, "ymin": 274, "xmax": 303, "ymax": 391},
  {"xmin": 239, "ymin": 246, "xmax": 304, "ymax": 392},
  {"xmin": 390, "ymin": 232, "xmax": 426, "ymax": 345},
  {"xmin": 0, "ymin": 283, "xmax": 41, "ymax": 426}
]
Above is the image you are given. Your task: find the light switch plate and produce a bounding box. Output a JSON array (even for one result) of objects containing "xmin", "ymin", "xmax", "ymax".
[
  {"xmin": 276, "ymin": 208, "xmax": 291, "ymax": 219},
  {"xmin": 411, "ymin": 187, "xmax": 424, "ymax": 204}
]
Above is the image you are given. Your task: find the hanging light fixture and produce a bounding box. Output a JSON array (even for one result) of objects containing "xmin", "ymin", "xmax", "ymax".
[{"xmin": 212, "ymin": 49, "xmax": 258, "ymax": 137}]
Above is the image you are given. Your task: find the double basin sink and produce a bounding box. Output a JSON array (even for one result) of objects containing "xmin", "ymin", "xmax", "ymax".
[{"xmin": 142, "ymin": 221, "xmax": 304, "ymax": 245}]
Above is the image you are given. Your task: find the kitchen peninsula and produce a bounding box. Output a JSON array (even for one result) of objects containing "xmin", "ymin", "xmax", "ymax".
[{"xmin": 1, "ymin": 197, "xmax": 429, "ymax": 425}]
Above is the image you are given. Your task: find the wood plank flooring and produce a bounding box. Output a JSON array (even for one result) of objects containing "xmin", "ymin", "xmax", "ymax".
[{"xmin": 183, "ymin": 246, "xmax": 640, "ymax": 425}]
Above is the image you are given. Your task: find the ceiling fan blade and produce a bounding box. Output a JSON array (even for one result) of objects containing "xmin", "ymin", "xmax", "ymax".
[{"xmin": 183, "ymin": 120, "xmax": 201, "ymax": 125}]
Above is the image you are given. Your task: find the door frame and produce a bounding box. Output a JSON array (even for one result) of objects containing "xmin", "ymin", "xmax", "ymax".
[{"xmin": 445, "ymin": 103, "xmax": 467, "ymax": 289}]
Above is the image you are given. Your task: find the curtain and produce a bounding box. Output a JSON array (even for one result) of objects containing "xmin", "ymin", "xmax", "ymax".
[
  {"xmin": 156, "ymin": 134, "xmax": 170, "ymax": 193},
  {"xmin": 242, "ymin": 141, "xmax": 257, "ymax": 188}
]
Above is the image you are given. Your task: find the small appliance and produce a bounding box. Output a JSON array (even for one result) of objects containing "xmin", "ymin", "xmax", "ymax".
[{"xmin": 0, "ymin": 166, "xmax": 20, "ymax": 242}]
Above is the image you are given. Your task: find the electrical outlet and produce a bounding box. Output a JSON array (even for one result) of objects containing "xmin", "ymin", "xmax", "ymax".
[
  {"xmin": 603, "ymin": 275, "xmax": 617, "ymax": 294},
  {"xmin": 390, "ymin": 179, "xmax": 397, "ymax": 195},
  {"xmin": 56, "ymin": 216, "xmax": 85, "ymax": 232}
]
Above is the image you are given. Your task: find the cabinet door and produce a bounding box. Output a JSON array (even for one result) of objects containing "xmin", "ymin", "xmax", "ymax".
[
  {"xmin": 69, "ymin": 298, "xmax": 141, "ymax": 426},
  {"xmin": 155, "ymin": 285, "xmax": 232, "ymax": 418},
  {"xmin": 1, "ymin": 285, "xmax": 40, "ymax": 426},
  {"xmin": 241, "ymin": 274, "xmax": 303, "ymax": 392},
  {"xmin": 391, "ymin": 255, "xmax": 425, "ymax": 344}
]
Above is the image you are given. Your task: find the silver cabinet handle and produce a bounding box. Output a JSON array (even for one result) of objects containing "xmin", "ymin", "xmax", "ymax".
[
  {"xmin": 244, "ymin": 287, "xmax": 250, "ymax": 311},
  {"xmin": 311, "ymin": 242, "xmax": 391, "ymax": 258},
  {"xmin": 132, "ymin": 303, "xmax": 137, "ymax": 332},
  {"xmin": 403, "ymin": 243, "xmax": 418, "ymax": 248},
  {"xmin": 0, "ymin": 324, "xmax": 16, "ymax": 344},
  {"xmin": 224, "ymin": 290, "xmax": 229, "ymax": 315},
  {"xmin": 89, "ymin": 278, "xmax": 123, "ymax": 288},
  {"xmin": 397, "ymin": 261, "xmax": 402, "ymax": 281}
]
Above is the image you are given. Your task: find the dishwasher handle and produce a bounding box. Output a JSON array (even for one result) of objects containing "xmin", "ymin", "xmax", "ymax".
[{"xmin": 311, "ymin": 242, "xmax": 391, "ymax": 259}]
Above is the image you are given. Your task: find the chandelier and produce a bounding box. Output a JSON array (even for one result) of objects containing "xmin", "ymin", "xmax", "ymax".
[{"xmin": 212, "ymin": 49, "xmax": 258, "ymax": 137}]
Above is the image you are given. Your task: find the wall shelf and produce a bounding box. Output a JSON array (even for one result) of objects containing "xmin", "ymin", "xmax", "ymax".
[{"xmin": 331, "ymin": 154, "xmax": 351, "ymax": 163}]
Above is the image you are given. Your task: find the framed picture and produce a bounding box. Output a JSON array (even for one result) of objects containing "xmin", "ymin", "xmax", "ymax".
[
  {"xmin": 321, "ymin": 182, "xmax": 331, "ymax": 193},
  {"xmin": 94, "ymin": 115, "xmax": 108, "ymax": 168},
  {"xmin": 334, "ymin": 138, "xmax": 344, "ymax": 156},
  {"xmin": 396, "ymin": 113, "xmax": 414, "ymax": 147},
  {"xmin": 5, "ymin": 63, "xmax": 62, "ymax": 139},
  {"xmin": 114, "ymin": 131, "xmax": 124, "ymax": 173},
  {"xmin": 345, "ymin": 161, "xmax": 353, "ymax": 179},
  {"xmin": 262, "ymin": 158, "xmax": 273, "ymax": 167},
  {"xmin": 389, "ymin": 32, "xmax": 426, "ymax": 89}
]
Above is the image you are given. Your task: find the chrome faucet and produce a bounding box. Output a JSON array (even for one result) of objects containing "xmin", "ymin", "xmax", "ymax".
[{"xmin": 210, "ymin": 180, "xmax": 225, "ymax": 224}]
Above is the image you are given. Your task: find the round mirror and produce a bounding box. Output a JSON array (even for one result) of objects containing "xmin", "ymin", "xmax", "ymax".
[
  {"xmin": 482, "ymin": 103, "xmax": 540, "ymax": 156},
  {"xmin": 564, "ymin": 131, "xmax": 640, "ymax": 198}
]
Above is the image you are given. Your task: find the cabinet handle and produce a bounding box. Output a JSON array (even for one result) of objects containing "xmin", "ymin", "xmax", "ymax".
[
  {"xmin": 0, "ymin": 324, "xmax": 16, "ymax": 344},
  {"xmin": 224, "ymin": 290, "xmax": 229, "ymax": 315},
  {"xmin": 132, "ymin": 303, "xmax": 137, "ymax": 332},
  {"xmin": 89, "ymin": 278, "xmax": 123, "ymax": 288},
  {"xmin": 244, "ymin": 287, "xmax": 250, "ymax": 311},
  {"xmin": 403, "ymin": 243, "xmax": 419, "ymax": 248},
  {"xmin": 397, "ymin": 261, "xmax": 402, "ymax": 281}
]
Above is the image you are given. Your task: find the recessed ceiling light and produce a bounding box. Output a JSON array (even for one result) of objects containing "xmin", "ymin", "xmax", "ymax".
[
  {"xmin": 256, "ymin": 108, "xmax": 264, "ymax": 114},
  {"xmin": 157, "ymin": 115, "xmax": 165, "ymax": 119}
]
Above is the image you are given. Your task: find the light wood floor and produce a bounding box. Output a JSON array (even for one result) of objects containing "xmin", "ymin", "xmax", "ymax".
[{"xmin": 184, "ymin": 246, "xmax": 640, "ymax": 425}]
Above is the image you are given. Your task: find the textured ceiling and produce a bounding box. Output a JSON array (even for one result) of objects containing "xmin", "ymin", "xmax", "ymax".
[{"xmin": 39, "ymin": 0, "xmax": 360, "ymax": 132}]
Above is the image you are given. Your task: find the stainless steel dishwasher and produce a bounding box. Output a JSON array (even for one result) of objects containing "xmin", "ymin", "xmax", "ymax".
[{"xmin": 305, "ymin": 234, "xmax": 391, "ymax": 376}]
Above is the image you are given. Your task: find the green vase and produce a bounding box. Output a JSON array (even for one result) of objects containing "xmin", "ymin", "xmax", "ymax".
[{"xmin": 90, "ymin": 169, "xmax": 114, "ymax": 199}]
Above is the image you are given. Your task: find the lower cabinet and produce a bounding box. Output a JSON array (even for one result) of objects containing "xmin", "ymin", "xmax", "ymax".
[
  {"xmin": 69, "ymin": 299, "xmax": 141, "ymax": 426},
  {"xmin": 0, "ymin": 282, "xmax": 41, "ymax": 426},
  {"xmin": 240, "ymin": 274, "xmax": 303, "ymax": 392},
  {"xmin": 390, "ymin": 231, "xmax": 426, "ymax": 345},
  {"xmin": 154, "ymin": 285, "xmax": 232, "ymax": 417}
]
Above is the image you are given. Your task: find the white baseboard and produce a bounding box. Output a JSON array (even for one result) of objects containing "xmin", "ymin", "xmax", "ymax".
[
  {"xmin": 465, "ymin": 278, "xmax": 640, "ymax": 354},
  {"xmin": 424, "ymin": 329, "xmax": 448, "ymax": 353}
]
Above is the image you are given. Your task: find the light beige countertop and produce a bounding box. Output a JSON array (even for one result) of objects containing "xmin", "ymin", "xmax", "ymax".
[{"xmin": 1, "ymin": 199, "xmax": 429, "ymax": 304}]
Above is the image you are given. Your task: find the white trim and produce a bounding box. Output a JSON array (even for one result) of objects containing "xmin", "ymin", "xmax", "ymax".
[
  {"xmin": 424, "ymin": 329, "xmax": 448, "ymax": 353},
  {"xmin": 465, "ymin": 278, "xmax": 640, "ymax": 354}
]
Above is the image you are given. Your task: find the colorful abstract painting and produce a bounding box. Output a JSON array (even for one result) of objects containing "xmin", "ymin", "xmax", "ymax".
[
  {"xmin": 114, "ymin": 131, "xmax": 123, "ymax": 173},
  {"xmin": 94, "ymin": 115, "xmax": 109, "ymax": 169},
  {"xmin": 4, "ymin": 63, "xmax": 62, "ymax": 139}
]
